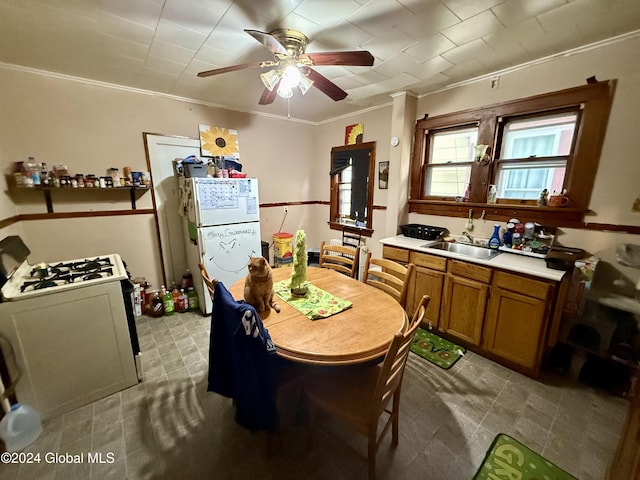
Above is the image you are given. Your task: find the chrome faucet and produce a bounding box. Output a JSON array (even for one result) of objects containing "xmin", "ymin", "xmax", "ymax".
[{"xmin": 462, "ymin": 231, "xmax": 474, "ymax": 244}]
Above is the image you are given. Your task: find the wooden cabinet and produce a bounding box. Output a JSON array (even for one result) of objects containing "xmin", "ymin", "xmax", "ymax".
[
  {"xmin": 382, "ymin": 244, "xmax": 563, "ymax": 376},
  {"xmin": 608, "ymin": 390, "xmax": 640, "ymax": 480},
  {"xmin": 441, "ymin": 260, "xmax": 491, "ymax": 346},
  {"xmin": 483, "ymin": 271, "xmax": 553, "ymax": 374},
  {"xmin": 407, "ymin": 251, "xmax": 446, "ymax": 329}
]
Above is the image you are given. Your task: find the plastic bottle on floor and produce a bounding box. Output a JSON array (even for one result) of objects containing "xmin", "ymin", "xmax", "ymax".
[{"xmin": 0, "ymin": 403, "xmax": 43, "ymax": 452}]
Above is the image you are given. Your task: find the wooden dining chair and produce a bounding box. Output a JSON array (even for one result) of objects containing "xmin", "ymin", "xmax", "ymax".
[
  {"xmin": 362, "ymin": 252, "xmax": 415, "ymax": 311},
  {"xmin": 319, "ymin": 241, "xmax": 360, "ymax": 278},
  {"xmin": 304, "ymin": 295, "xmax": 430, "ymax": 480},
  {"xmin": 198, "ymin": 262, "xmax": 217, "ymax": 298}
]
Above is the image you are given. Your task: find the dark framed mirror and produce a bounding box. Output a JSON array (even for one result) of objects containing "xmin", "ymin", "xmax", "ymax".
[{"xmin": 329, "ymin": 141, "xmax": 375, "ymax": 235}]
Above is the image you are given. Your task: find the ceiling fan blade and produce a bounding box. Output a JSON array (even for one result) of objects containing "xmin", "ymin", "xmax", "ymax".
[
  {"xmin": 244, "ymin": 29, "xmax": 287, "ymax": 55},
  {"xmin": 303, "ymin": 68, "xmax": 347, "ymax": 101},
  {"xmin": 301, "ymin": 51, "xmax": 374, "ymax": 67},
  {"xmin": 197, "ymin": 61, "xmax": 265, "ymax": 78},
  {"xmin": 258, "ymin": 84, "xmax": 279, "ymax": 105}
]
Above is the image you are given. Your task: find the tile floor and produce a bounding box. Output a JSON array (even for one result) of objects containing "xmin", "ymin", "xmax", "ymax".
[{"xmin": 0, "ymin": 311, "xmax": 629, "ymax": 480}]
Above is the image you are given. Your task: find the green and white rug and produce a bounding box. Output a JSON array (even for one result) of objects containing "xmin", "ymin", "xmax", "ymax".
[
  {"xmin": 473, "ymin": 433, "xmax": 577, "ymax": 480},
  {"xmin": 410, "ymin": 328, "xmax": 465, "ymax": 369}
]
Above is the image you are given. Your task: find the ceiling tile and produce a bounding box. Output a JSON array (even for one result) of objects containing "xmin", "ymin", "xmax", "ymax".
[
  {"xmin": 441, "ymin": 38, "xmax": 495, "ymax": 65},
  {"xmin": 491, "ymin": 0, "xmax": 566, "ymax": 27},
  {"xmin": 161, "ymin": 0, "xmax": 231, "ymax": 35},
  {"xmin": 149, "ymin": 40, "xmax": 197, "ymax": 64},
  {"xmin": 440, "ymin": 0, "xmax": 505, "ymax": 21},
  {"xmin": 310, "ymin": 20, "xmax": 373, "ymax": 51},
  {"xmin": 145, "ymin": 55, "xmax": 188, "ymax": 75},
  {"xmin": 99, "ymin": 34, "xmax": 149, "ymax": 61},
  {"xmin": 154, "ymin": 19, "xmax": 207, "ymax": 51},
  {"xmin": 404, "ymin": 33, "xmax": 457, "ymax": 63},
  {"xmin": 362, "ymin": 27, "xmax": 417, "ymax": 61},
  {"xmin": 97, "ymin": 12, "xmax": 155, "ymax": 45},
  {"xmin": 441, "ymin": 10, "xmax": 504, "ymax": 45},
  {"xmin": 97, "ymin": 0, "xmax": 163, "ymax": 30},
  {"xmin": 294, "ymin": 0, "xmax": 363, "ymax": 28}
]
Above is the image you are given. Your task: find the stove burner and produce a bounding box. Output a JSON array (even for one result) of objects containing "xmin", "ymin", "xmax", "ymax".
[
  {"xmin": 72, "ymin": 258, "xmax": 114, "ymax": 272},
  {"xmin": 78, "ymin": 268, "xmax": 113, "ymax": 281},
  {"xmin": 35, "ymin": 280, "xmax": 58, "ymax": 290},
  {"xmin": 21, "ymin": 274, "xmax": 72, "ymax": 292}
]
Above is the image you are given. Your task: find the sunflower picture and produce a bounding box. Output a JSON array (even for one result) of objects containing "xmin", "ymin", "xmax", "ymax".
[
  {"xmin": 199, "ymin": 124, "xmax": 240, "ymax": 158},
  {"xmin": 345, "ymin": 123, "xmax": 363, "ymax": 145}
]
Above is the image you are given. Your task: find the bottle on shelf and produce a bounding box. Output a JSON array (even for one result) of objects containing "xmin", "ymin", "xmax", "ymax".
[
  {"xmin": 187, "ymin": 287, "xmax": 199, "ymax": 311},
  {"xmin": 150, "ymin": 291, "xmax": 164, "ymax": 317},
  {"xmin": 488, "ymin": 224, "xmax": 501, "ymax": 250},
  {"xmin": 171, "ymin": 283, "xmax": 180, "ymax": 309},
  {"xmin": 463, "ymin": 183, "xmax": 471, "ymax": 202},
  {"xmin": 40, "ymin": 163, "xmax": 50, "ymax": 186},
  {"xmin": 177, "ymin": 289, "xmax": 189, "ymax": 313},
  {"xmin": 163, "ymin": 286, "xmax": 174, "ymax": 316},
  {"xmin": 181, "ymin": 269, "xmax": 193, "ymax": 290},
  {"xmin": 487, "ymin": 184, "xmax": 497, "ymax": 204}
]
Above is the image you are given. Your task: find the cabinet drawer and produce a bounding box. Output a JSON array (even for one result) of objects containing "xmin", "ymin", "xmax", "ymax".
[
  {"xmin": 448, "ymin": 260, "xmax": 492, "ymax": 283},
  {"xmin": 383, "ymin": 245, "xmax": 409, "ymax": 263},
  {"xmin": 493, "ymin": 271, "xmax": 551, "ymax": 300},
  {"xmin": 410, "ymin": 251, "xmax": 447, "ymax": 271}
]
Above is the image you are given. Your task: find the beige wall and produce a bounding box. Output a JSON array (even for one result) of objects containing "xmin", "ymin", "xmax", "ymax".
[
  {"xmin": 2, "ymin": 32, "xmax": 640, "ymax": 292},
  {"xmin": 407, "ymin": 33, "xmax": 640, "ymax": 290},
  {"xmin": 0, "ymin": 66, "xmax": 317, "ymax": 288}
]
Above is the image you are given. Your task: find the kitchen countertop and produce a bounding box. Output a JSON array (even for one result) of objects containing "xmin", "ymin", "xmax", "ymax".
[{"xmin": 381, "ymin": 235, "xmax": 567, "ymax": 282}]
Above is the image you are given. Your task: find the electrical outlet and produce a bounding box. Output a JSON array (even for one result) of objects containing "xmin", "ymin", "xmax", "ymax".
[{"xmin": 283, "ymin": 206, "xmax": 288, "ymax": 213}]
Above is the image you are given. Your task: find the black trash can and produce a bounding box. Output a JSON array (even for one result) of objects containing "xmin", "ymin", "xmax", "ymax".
[{"xmin": 261, "ymin": 241, "xmax": 269, "ymax": 262}]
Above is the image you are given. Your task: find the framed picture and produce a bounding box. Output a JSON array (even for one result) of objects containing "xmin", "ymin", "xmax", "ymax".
[{"xmin": 378, "ymin": 161, "xmax": 389, "ymax": 189}]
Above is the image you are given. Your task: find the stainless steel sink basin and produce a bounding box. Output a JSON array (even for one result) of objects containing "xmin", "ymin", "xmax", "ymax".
[{"xmin": 423, "ymin": 242, "xmax": 502, "ymax": 260}]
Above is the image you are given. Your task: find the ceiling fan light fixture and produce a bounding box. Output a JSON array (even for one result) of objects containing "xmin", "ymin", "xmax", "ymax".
[
  {"xmin": 298, "ymin": 75, "xmax": 314, "ymax": 95},
  {"xmin": 277, "ymin": 84, "xmax": 293, "ymax": 99},
  {"xmin": 281, "ymin": 64, "xmax": 302, "ymax": 89},
  {"xmin": 260, "ymin": 69, "xmax": 281, "ymax": 91}
]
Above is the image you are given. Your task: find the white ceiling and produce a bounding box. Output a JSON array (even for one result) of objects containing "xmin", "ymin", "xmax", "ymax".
[{"xmin": 1, "ymin": 0, "xmax": 639, "ymax": 123}]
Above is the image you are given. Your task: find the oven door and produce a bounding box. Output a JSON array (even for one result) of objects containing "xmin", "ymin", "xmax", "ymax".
[{"xmin": 0, "ymin": 280, "xmax": 138, "ymax": 420}]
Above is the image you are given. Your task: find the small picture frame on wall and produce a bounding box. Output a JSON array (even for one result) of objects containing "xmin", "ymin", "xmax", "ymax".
[{"xmin": 379, "ymin": 161, "xmax": 389, "ymax": 189}]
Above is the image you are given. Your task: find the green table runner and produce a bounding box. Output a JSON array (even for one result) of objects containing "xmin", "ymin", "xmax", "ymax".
[{"xmin": 274, "ymin": 280, "xmax": 352, "ymax": 320}]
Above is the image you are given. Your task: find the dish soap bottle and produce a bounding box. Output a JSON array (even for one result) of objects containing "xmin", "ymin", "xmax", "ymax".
[
  {"xmin": 488, "ymin": 224, "xmax": 501, "ymax": 250},
  {"xmin": 487, "ymin": 184, "xmax": 497, "ymax": 204}
]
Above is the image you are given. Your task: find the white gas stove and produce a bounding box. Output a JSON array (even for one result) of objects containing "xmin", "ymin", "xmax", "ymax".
[
  {"xmin": 0, "ymin": 237, "xmax": 140, "ymax": 420},
  {"xmin": 1, "ymin": 254, "xmax": 128, "ymax": 301}
]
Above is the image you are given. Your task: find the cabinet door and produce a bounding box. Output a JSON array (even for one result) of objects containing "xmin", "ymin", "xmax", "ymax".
[
  {"xmin": 483, "ymin": 286, "xmax": 548, "ymax": 370},
  {"xmin": 441, "ymin": 274, "xmax": 488, "ymax": 345},
  {"xmin": 409, "ymin": 266, "xmax": 444, "ymax": 329}
]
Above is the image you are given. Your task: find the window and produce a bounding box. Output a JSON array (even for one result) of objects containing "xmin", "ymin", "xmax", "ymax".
[
  {"xmin": 338, "ymin": 164, "xmax": 352, "ymax": 219},
  {"xmin": 425, "ymin": 126, "xmax": 477, "ymax": 197},
  {"xmin": 409, "ymin": 80, "xmax": 616, "ymax": 226},
  {"xmin": 495, "ymin": 111, "xmax": 577, "ymax": 200},
  {"xmin": 329, "ymin": 142, "xmax": 376, "ymax": 235}
]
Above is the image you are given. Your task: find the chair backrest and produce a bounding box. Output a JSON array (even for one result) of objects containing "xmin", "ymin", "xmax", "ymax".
[
  {"xmin": 362, "ymin": 252, "xmax": 415, "ymax": 310},
  {"xmin": 198, "ymin": 262, "xmax": 217, "ymax": 298},
  {"xmin": 319, "ymin": 241, "xmax": 360, "ymax": 278},
  {"xmin": 371, "ymin": 295, "xmax": 428, "ymax": 420}
]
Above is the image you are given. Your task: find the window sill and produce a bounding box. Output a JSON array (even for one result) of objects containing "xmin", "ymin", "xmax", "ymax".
[
  {"xmin": 408, "ymin": 199, "xmax": 586, "ymax": 227},
  {"xmin": 329, "ymin": 222, "xmax": 373, "ymax": 237}
]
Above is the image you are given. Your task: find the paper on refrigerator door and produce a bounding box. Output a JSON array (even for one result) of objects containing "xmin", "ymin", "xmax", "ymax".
[{"xmin": 200, "ymin": 222, "xmax": 261, "ymax": 287}]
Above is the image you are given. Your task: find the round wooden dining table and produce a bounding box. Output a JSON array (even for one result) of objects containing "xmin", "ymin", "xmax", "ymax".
[{"xmin": 228, "ymin": 266, "xmax": 407, "ymax": 365}]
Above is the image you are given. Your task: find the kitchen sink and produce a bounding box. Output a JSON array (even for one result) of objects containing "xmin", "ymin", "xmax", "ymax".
[{"xmin": 423, "ymin": 241, "xmax": 502, "ymax": 260}]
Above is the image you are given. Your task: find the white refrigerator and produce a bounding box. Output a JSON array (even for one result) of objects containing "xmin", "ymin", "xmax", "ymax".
[{"xmin": 182, "ymin": 177, "xmax": 261, "ymax": 315}]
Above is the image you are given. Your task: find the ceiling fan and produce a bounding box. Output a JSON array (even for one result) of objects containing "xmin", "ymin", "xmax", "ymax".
[{"xmin": 197, "ymin": 28, "xmax": 375, "ymax": 105}]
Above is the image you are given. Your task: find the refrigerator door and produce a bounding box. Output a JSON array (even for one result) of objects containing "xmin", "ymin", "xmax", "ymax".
[
  {"xmin": 188, "ymin": 178, "xmax": 260, "ymax": 227},
  {"xmin": 198, "ymin": 222, "xmax": 261, "ymax": 314}
]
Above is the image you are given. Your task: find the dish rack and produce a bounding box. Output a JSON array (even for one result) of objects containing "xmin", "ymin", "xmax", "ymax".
[{"xmin": 399, "ymin": 224, "xmax": 447, "ymax": 241}]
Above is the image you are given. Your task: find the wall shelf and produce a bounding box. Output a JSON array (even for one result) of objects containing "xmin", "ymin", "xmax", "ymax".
[{"xmin": 11, "ymin": 186, "xmax": 150, "ymax": 213}]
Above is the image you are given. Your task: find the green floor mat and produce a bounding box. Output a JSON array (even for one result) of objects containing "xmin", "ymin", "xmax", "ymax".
[
  {"xmin": 473, "ymin": 433, "xmax": 577, "ymax": 480},
  {"xmin": 410, "ymin": 328, "xmax": 466, "ymax": 369}
]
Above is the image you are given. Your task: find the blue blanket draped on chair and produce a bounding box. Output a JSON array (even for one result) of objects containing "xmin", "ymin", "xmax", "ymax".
[{"xmin": 207, "ymin": 281, "xmax": 279, "ymax": 432}]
